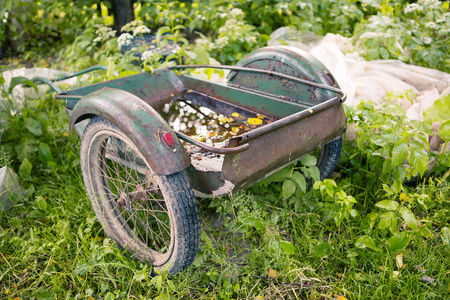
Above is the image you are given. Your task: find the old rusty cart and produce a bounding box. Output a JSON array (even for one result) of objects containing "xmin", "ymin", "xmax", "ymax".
[{"xmin": 32, "ymin": 46, "xmax": 347, "ymax": 274}]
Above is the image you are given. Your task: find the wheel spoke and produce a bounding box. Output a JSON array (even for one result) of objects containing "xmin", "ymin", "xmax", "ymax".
[
  {"xmin": 92, "ymin": 132, "xmax": 172, "ymax": 253},
  {"xmin": 79, "ymin": 118, "xmax": 202, "ymax": 274}
]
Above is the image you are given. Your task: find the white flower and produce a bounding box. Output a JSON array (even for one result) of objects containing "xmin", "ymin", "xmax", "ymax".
[
  {"xmin": 118, "ymin": 33, "xmax": 134, "ymax": 47},
  {"xmin": 230, "ymin": 8, "xmax": 243, "ymax": 17},
  {"xmin": 404, "ymin": 3, "xmax": 422, "ymax": 13},
  {"xmin": 133, "ymin": 26, "xmax": 151, "ymax": 36},
  {"xmin": 425, "ymin": 21, "xmax": 437, "ymax": 29},
  {"xmin": 424, "ymin": 0, "xmax": 440, "ymax": 7},
  {"xmin": 215, "ymin": 36, "xmax": 230, "ymax": 48},
  {"xmin": 195, "ymin": 38, "xmax": 216, "ymax": 50},
  {"xmin": 423, "ymin": 37, "xmax": 432, "ymax": 44},
  {"xmin": 94, "ymin": 26, "xmax": 116, "ymax": 43},
  {"xmin": 121, "ymin": 20, "xmax": 144, "ymax": 33},
  {"xmin": 141, "ymin": 50, "xmax": 154, "ymax": 61}
]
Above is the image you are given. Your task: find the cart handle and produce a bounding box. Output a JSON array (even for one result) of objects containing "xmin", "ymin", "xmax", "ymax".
[
  {"xmin": 25, "ymin": 65, "xmax": 118, "ymax": 93},
  {"xmin": 168, "ymin": 65, "xmax": 347, "ymax": 102}
]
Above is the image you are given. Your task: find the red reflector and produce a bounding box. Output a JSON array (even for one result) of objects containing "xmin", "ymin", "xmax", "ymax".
[{"xmin": 162, "ymin": 132, "xmax": 176, "ymax": 148}]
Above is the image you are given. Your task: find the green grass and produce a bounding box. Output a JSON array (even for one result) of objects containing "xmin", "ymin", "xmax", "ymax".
[
  {"xmin": 1, "ymin": 164, "xmax": 449, "ymax": 299},
  {"xmin": 1, "ymin": 42, "xmax": 449, "ymax": 300}
]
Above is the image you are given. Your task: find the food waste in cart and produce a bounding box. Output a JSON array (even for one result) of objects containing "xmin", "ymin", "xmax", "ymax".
[{"xmin": 159, "ymin": 99, "xmax": 274, "ymax": 145}]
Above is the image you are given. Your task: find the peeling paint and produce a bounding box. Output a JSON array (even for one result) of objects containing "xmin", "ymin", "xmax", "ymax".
[{"xmin": 133, "ymin": 103, "xmax": 144, "ymax": 111}]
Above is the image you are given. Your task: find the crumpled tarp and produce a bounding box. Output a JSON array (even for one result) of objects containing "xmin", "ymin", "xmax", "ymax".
[{"xmin": 269, "ymin": 27, "xmax": 450, "ymax": 149}]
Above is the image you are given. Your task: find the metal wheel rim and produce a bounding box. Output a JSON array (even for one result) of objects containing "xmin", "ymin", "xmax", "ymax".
[{"xmin": 87, "ymin": 128, "xmax": 175, "ymax": 267}]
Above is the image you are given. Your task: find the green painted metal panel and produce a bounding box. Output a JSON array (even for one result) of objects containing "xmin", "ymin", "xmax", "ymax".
[{"xmin": 180, "ymin": 75, "xmax": 308, "ymax": 119}]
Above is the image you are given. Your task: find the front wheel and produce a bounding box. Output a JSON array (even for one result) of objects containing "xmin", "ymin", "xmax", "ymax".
[{"xmin": 80, "ymin": 117, "xmax": 200, "ymax": 274}]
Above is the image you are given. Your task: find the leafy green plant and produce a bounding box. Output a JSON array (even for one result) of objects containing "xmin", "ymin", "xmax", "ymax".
[
  {"xmin": 58, "ymin": 19, "xmax": 122, "ymax": 71},
  {"xmin": 347, "ymin": 96, "xmax": 431, "ymax": 193},
  {"xmin": 313, "ymin": 179, "xmax": 358, "ymax": 227},
  {"xmin": 354, "ymin": 0, "xmax": 450, "ymax": 72},
  {"xmin": 238, "ymin": 0, "xmax": 364, "ymax": 36},
  {"xmin": 1, "ymin": 0, "xmax": 100, "ymax": 55},
  {"xmin": 195, "ymin": 6, "xmax": 264, "ymax": 64},
  {"xmin": 371, "ymin": 193, "xmax": 417, "ymax": 233},
  {"xmin": 423, "ymin": 94, "xmax": 450, "ymax": 168},
  {"xmin": 150, "ymin": 267, "xmax": 177, "ymax": 300},
  {"xmin": 2, "ymin": 2, "xmax": 450, "ymax": 299},
  {"xmin": 0, "ymin": 74, "xmax": 79, "ymax": 182},
  {"xmin": 259, "ymin": 155, "xmax": 320, "ymax": 198}
]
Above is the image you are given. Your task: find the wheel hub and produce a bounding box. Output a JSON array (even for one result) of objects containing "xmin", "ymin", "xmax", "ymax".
[{"xmin": 115, "ymin": 184, "xmax": 149, "ymax": 211}]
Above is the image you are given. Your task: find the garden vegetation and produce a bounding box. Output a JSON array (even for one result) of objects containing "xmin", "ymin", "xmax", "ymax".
[{"xmin": 0, "ymin": 0, "xmax": 449, "ymax": 299}]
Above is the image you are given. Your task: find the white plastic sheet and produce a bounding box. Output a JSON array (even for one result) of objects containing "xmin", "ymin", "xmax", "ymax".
[
  {"xmin": 0, "ymin": 166, "xmax": 22, "ymax": 212},
  {"xmin": 269, "ymin": 28, "xmax": 450, "ymax": 121},
  {"xmin": 269, "ymin": 28, "xmax": 450, "ymax": 149}
]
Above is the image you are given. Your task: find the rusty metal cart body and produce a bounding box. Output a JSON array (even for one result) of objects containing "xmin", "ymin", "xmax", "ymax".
[{"xmin": 34, "ymin": 46, "xmax": 347, "ymax": 274}]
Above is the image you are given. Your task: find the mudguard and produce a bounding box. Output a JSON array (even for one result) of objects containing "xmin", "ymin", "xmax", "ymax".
[
  {"xmin": 69, "ymin": 88, "xmax": 191, "ymax": 176},
  {"xmin": 227, "ymin": 46, "xmax": 339, "ymax": 106}
]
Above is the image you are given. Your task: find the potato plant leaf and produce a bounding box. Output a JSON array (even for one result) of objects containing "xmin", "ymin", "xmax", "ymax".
[
  {"xmin": 38, "ymin": 112, "xmax": 50, "ymax": 130},
  {"xmin": 260, "ymin": 168, "xmax": 291, "ymax": 184},
  {"xmin": 378, "ymin": 211, "xmax": 397, "ymax": 232},
  {"xmin": 423, "ymin": 94, "xmax": 450, "ymax": 123},
  {"xmin": 301, "ymin": 166, "xmax": 320, "ymax": 182},
  {"xmin": 408, "ymin": 141, "xmax": 429, "ymax": 176},
  {"xmin": 24, "ymin": 118, "xmax": 42, "ymax": 136},
  {"xmin": 356, "ymin": 236, "xmax": 381, "ymax": 252},
  {"xmin": 291, "ymin": 171, "xmax": 306, "ymax": 192},
  {"xmin": 312, "ymin": 243, "xmax": 333, "ymax": 257},
  {"xmin": 393, "ymin": 165, "xmax": 407, "ymax": 187},
  {"xmin": 388, "ymin": 232, "xmax": 411, "ymax": 253},
  {"xmin": 399, "ymin": 206, "xmax": 418, "ymax": 230},
  {"xmin": 38, "ymin": 143, "xmax": 53, "ymax": 162},
  {"xmin": 282, "ymin": 179, "xmax": 296, "ymax": 200},
  {"xmin": 391, "ymin": 140, "xmax": 409, "ymax": 166},
  {"xmin": 8, "ymin": 76, "xmax": 38, "ymax": 94},
  {"xmin": 280, "ymin": 241, "xmax": 296, "ymax": 255},
  {"xmin": 16, "ymin": 137, "xmax": 38, "ymax": 161},
  {"xmin": 18, "ymin": 158, "xmax": 33, "ymax": 181},
  {"xmin": 299, "ymin": 155, "xmax": 317, "ymax": 166},
  {"xmin": 438, "ymin": 120, "xmax": 450, "ymax": 142},
  {"xmin": 375, "ymin": 200, "xmax": 399, "ymax": 211}
]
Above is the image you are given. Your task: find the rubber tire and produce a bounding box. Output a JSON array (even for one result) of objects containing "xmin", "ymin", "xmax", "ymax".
[
  {"xmin": 316, "ymin": 136, "xmax": 343, "ymax": 181},
  {"xmin": 80, "ymin": 116, "xmax": 200, "ymax": 274}
]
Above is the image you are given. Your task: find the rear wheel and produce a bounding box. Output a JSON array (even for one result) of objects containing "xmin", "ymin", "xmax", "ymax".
[
  {"xmin": 80, "ymin": 117, "xmax": 200, "ymax": 274},
  {"xmin": 316, "ymin": 136, "xmax": 343, "ymax": 180}
]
